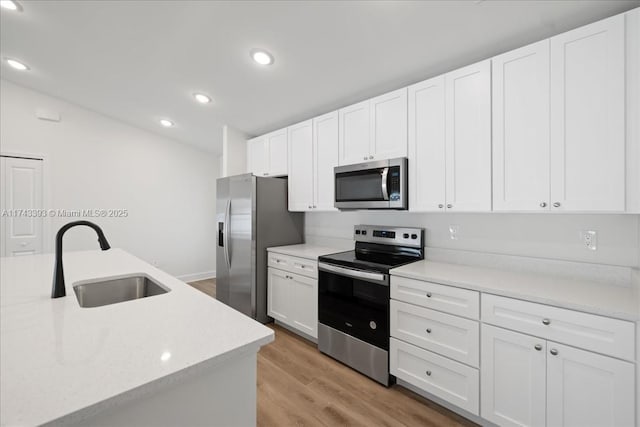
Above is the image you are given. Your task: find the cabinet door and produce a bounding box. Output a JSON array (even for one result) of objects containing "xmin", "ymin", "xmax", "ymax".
[
  {"xmin": 290, "ymin": 273, "xmax": 318, "ymax": 339},
  {"xmin": 481, "ymin": 325, "xmax": 546, "ymax": 427},
  {"xmin": 287, "ymin": 120, "xmax": 314, "ymax": 211},
  {"xmin": 546, "ymin": 342, "xmax": 634, "ymax": 427},
  {"xmin": 408, "ymin": 75, "xmax": 447, "ymax": 212},
  {"xmin": 370, "ymin": 88, "xmax": 408, "ymax": 161},
  {"xmin": 493, "ymin": 40, "xmax": 551, "ymax": 211},
  {"xmin": 267, "ymin": 268, "xmax": 291, "ymax": 323},
  {"xmin": 445, "ymin": 60, "xmax": 492, "ymax": 211},
  {"xmin": 266, "ymin": 129, "xmax": 288, "ymax": 176},
  {"xmin": 550, "ymin": 15, "xmax": 625, "ymax": 212},
  {"xmin": 247, "ymin": 137, "xmax": 267, "ymax": 176},
  {"xmin": 313, "ymin": 111, "xmax": 339, "ymax": 211},
  {"xmin": 338, "ymin": 100, "xmax": 370, "ymax": 165}
]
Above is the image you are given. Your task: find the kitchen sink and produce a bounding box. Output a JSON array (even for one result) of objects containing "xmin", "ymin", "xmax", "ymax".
[{"xmin": 73, "ymin": 275, "xmax": 170, "ymax": 308}]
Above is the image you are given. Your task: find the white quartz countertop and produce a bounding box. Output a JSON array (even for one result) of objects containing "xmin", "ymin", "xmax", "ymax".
[
  {"xmin": 267, "ymin": 243, "xmax": 343, "ymax": 260},
  {"xmin": 391, "ymin": 261, "xmax": 639, "ymax": 321},
  {"xmin": 0, "ymin": 249, "xmax": 274, "ymax": 427}
]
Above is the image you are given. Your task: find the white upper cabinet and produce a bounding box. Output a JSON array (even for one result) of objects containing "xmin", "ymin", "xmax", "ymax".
[
  {"xmin": 246, "ymin": 128, "xmax": 288, "ymax": 177},
  {"xmin": 492, "ymin": 40, "xmax": 551, "ymax": 212},
  {"xmin": 550, "ymin": 14, "xmax": 626, "ymax": 212},
  {"xmin": 266, "ymin": 129, "xmax": 288, "ymax": 177},
  {"xmin": 313, "ymin": 111, "xmax": 339, "ymax": 211},
  {"xmin": 339, "ymin": 100, "xmax": 370, "ymax": 165},
  {"xmin": 246, "ymin": 136, "xmax": 267, "ymax": 176},
  {"xmin": 287, "ymin": 120, "xmax": 314, "ymax": 211},
  {"xmin": 369, "ymin": 88, "xmax": 408, "ymax": 161},
  {"xmin": 445, "ymin": 60, "xmax": 492, "ymax": 211},
  {"xmin": 339, "ymin": 88, "xmax": 408, "ymax": 165},
  {"xmin": 408, "ymin": 75, "xmax": 447, "ymax": 212}
]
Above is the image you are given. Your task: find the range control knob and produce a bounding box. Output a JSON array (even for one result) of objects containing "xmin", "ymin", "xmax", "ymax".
[
  {"xmin": 411, "ymin": 234, "xmax": 418, "ymax": 239},
  {"xmin": 403, "ymin": 233, "xmax": 409, "ymax": 238},
  {"xmin": 369, "ymin": 321, "xmax": 377, "ymax": 330}
]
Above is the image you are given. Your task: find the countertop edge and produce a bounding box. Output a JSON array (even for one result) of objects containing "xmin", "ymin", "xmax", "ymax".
[{"xmin": 43, "ymin": 333, "xmax": 274, "ymax": 427}]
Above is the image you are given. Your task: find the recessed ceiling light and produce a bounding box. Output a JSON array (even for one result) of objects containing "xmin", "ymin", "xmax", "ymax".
[
  {"xmin": 5, "ymin": 58, "xmax": 29, "ymax": 71},
  {"xmin": 159, "ymin": 119, "xmax": 174, "ymax": 127},
  {"xmin": 251, "ymin": 49, "xmax": 274, "ymax": 66},
  {"xmin": 193, "ymin": 93, "xmax": 212, "ymax": 104},
  {"xmin": 0, "ymin": 0, "xmax": 21, "ymax": 11}
]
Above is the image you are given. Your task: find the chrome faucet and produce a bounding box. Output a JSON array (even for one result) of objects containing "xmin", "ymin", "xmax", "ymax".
[{"xmin": 51, "ymin": 221, "xmax": 111, "ymax": 298}]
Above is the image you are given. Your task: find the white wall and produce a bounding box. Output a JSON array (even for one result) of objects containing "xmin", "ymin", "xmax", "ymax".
[
  {"xmin": 305, "ymin": 211, "xmax": 640, "ymax": 283},
  {"xmin": 221, "ymin": 125, "xmax": 247, "ymax": 177},
  {"xmin": 0, "ymin": 79, "xmax": 219, "ymax": 280}
]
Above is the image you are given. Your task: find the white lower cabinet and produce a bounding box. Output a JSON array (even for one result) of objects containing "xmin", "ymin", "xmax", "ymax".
[
  {"xmin": 391, "ymin": 338, "xmax": 480, "ymax": 415},
  {"xmin": 481, "ymin": 324, "xmax": 635, "ymax": 427},
  {"xmin": 481, "ymin": 325, "xmax": 547, "ymax": 427},
  {"xmin": 267, "ymin": 252, "xmax": 318, "ymax": 339}
]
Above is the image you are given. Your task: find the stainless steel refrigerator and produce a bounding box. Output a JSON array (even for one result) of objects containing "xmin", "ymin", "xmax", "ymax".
[{"xmin": 216, "ymin": 173, "xmax": 303, "ymax": 323}]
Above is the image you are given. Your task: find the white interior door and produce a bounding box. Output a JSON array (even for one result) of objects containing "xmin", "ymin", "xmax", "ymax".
[{"xmin": 1, "ymin": 156, "xmax": 44, "ymax": 256}]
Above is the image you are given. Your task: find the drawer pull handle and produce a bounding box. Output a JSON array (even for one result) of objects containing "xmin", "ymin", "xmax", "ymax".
[
  {"xmin": 425, "ymin": 370, "xmax": 432, "ymax": 376},
  {"xmin": 426, "ymin": 293, "xmax": 432, "ymax": 298},
  {"xmin": 550, "ymin": 348, "xmax": 559, "ymax": 356},
  {"xmin": 426, "ymin": 328, "xmax": 432, "ymax": 334},
  {"xmin": 542, "ymin": 318, "xmax": 551, "ymax": 325},
  {"xmin": 534, "ymin": 344, "xmax": 542, "ymax": 351}
]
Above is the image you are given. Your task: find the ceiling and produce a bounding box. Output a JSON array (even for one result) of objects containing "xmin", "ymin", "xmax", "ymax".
[{"xmin": 1, "ymin": 0, "xmax": 639, "ymax": 154}]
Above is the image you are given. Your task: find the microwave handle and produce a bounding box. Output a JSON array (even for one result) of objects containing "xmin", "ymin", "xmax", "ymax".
[{"xmin": 381, "ymin": 167, "xmax": 389, "ymax": 200}]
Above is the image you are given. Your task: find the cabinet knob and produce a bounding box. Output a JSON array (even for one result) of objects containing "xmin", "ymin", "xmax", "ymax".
[
  {"xmin": 438, "ymin": 204, "xmax": 444, "ymax": 209},
  {"xmin": 313, "ymin": 205, "xmax": 317, "ymax": 208},
  {"xmin": 369, "ymin": 155, "xmax": 374, "ymax": 159},
  {"xmin": 550, "ymin": 348, "xmax": 559, "ymax": 356},
  {"xmin": 534, "ymin": 344, "xmax": 542, "ymax": 351},
  {"xmin": 553, "ymin": 202, "xmax": 561, "ymax": 208},
  {"xmin": 263, "ymin": 173, "xmax": 268, "ymax": 176},
  {"xmin": 540, "ymin": 202, "xmax": 547, "ymax": 208},
  {"xmin": 426, "ymin": 328, "xmax": 432, "ymax": 334},
  {"xmin": 446, "ymin": 204, "xmax": 453, "ymax": 209},
  {"xmin": 308, "ymin": 205, "xmax": 312, "ymax": 209},
  {"xmin": 425, "ymin": 370, "xmax": 432, "ymax": 376},
  {"xmin": 426, "ymin": 292, "xmax": 432, "ymax": 298},
  {"xmin": 363, "ymin": 156, "xmax": 368, "ymax": 160},
  {"xmin": 542, "ymin": 318, "xmax": 551, "ymax": 325}
]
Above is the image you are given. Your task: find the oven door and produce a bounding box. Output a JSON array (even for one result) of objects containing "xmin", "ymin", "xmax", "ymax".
[
  {"xmin": 318, "ymin": 262, "xmax": 389, "ymax": 350},
  {"xmin": 334, "ymin": 157, "xmax": 407, "ymax": 209}
]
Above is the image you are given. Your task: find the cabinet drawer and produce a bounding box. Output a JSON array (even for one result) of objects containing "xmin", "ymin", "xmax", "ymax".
[
  {"xmin": 268, "ymin": 252, "xmax": 317, "ymax": 279},
  {"xmin": 390, "ymin": 338, "xmax": 479, "ymax": 415},
  {"xmin": 391, "ymin": 300, "xmax": 479, "ymax": 367},
  {"xmin": 482, "ymin": 294, "xmax": 635, "ymax": 361},
  {"xmin": 391, "ymin": 276, "xmax": 479, "ymax": 319}
]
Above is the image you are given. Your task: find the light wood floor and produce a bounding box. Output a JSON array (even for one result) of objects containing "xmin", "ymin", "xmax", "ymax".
[{"xmin": 187, "ymin": 279, "xmax": 476, "ymax": 427}]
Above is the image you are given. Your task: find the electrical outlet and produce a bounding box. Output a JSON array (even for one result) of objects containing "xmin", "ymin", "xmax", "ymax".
[
  {"xmin": 580, "ymin": 230, "xmax": 597, "ymax": 251},
  {"xmin": 449, "ymin": 225, "xmax": 459, "ymax": 240}
]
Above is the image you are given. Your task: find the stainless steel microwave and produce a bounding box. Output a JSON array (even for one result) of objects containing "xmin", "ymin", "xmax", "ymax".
[{"xmin": 334, "ymin": 157, "xmax": 408, "ymax": 210}]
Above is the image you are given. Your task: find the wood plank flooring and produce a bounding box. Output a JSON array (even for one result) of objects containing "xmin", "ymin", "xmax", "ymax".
[{"xmin": 187, "ymin": 279, "xmax": 476, "ymax": 427}]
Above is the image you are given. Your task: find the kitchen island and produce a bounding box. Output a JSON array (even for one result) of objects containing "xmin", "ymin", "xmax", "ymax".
[{"xmin": 0, "ymin": 249, "xmax": 274, "ymax": 426}]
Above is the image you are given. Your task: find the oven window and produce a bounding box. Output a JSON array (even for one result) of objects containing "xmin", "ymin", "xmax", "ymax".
[
  {"xmin": 318, "ymin": 270, "xmax": 389, "ymax": 349},
  {"xmin": 335, "ymin": 169, "xmax": 385, "ymax": 201}
]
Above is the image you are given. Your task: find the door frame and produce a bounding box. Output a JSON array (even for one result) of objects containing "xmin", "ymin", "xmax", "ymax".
[{"xmin": 1, "ymin": 151, "xmax": 52, "ymax": 254}]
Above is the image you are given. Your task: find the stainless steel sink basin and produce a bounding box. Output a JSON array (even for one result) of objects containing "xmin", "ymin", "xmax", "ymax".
[{"xmin": 73, "ymin": 275, "xmax": 170, "ymax": 308}]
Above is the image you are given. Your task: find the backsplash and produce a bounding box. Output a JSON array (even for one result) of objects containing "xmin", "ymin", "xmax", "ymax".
[{"xmin": 305, "ymin": 212, "xmax": 640, "ymax": 287}]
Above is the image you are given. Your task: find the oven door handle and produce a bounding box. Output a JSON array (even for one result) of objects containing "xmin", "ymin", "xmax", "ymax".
[
  {"xmin": 381, "ymin": 167, "xmax": 389, "ymax": 201},
  {"xmin": 318, "ymin": 262, "xmax": 387, "ymax": 285}
]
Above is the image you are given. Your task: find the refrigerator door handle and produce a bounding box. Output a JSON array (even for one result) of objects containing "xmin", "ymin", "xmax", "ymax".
[{"xmin": 224, "ymin": 199, "xmax": 231, "ymax": 269}]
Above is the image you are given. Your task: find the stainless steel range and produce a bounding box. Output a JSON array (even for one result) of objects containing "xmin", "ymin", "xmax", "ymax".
[{"xmin": 317, "ymin": 225, "xmax": 424, "ymax": 386}]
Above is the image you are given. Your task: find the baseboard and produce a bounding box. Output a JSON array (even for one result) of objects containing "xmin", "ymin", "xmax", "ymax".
[{"xmin": 177, "ymin": 270, "xmax": 216, "ymax": 282}]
